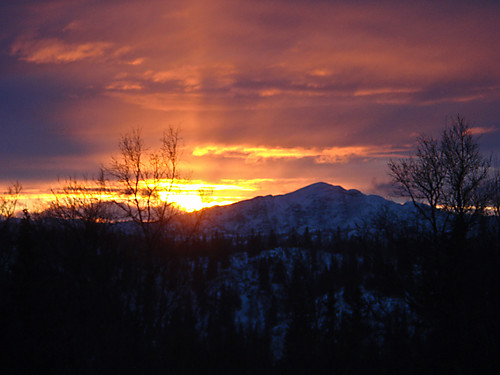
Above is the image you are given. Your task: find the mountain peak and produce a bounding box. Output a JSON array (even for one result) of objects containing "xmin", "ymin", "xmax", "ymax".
[
  {"xmin": 285, "ymin": 182, "xmax": 346, "ymax": 199},
  {"xmin": 293, "ymin": 181, "xmax": 344, "ymax": 192},
  {"xmin": 199, "ymin": 181, "xmax": 406, "ymax": 235}
]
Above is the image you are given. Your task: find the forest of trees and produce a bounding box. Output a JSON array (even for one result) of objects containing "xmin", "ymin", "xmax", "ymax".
[{"xmin": 0, "ymin": 117, "xmax": 499, "ymax": 374}]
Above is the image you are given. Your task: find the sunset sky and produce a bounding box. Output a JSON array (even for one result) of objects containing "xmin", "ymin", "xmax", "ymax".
[{"xmin": 1, "ymin": 0, "xmax": 500, "ymax": 210}]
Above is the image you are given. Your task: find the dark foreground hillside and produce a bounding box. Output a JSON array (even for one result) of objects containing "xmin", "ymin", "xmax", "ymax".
[{"xmin": 1, "ymin": 212, "xmax": 499, "ymax": 374}]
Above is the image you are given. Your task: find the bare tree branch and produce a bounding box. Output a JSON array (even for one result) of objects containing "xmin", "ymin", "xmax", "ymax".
[
  {"xmin": 103, "ymin": 126, "xmax": 183, "ymax": 243},
  {"xmin": 0, "ymin": 181, "xmax": 22, "ymax": 221},
  {"xmin": 389, "ymin": 114, "xmax": 491, "ymax": 242}
]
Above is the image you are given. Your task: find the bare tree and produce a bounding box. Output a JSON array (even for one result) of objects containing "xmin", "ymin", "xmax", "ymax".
[
  {"xmin": 440, "ymin": 115, "xmax": 491, "ymax": 236},
  {"xmin": 0, "ymin": 181, "xmax": 22, "ymax": 222},
  {"xmin": 487, "ymin": 163, "xmax": 500, "ymax": 237},
  {"xmin": 389, "ymin": 136, "xmax": 447, "ymax": 242},
  {"xmin": 492, "ymin": 173, "xmax": 500, "ymax": 218},
  {"xmin": 104, "ymin": 127, "xmax": 181, "ymax": 243},
  {"xmin": 48, "ymin": 173, "xmax": 112, "ymax": 228},
  {"xmin": 101, "ymin": 127, "xmax": 186, "ymax": 346},
  {"xmin": 389, "ymin": 115, "xmax": 491, "ymax": 241}
]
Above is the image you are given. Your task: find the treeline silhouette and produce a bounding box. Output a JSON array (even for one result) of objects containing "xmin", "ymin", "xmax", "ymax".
[
  {"xmin": 1, "ymin": 209, "xmax": 499, "ymax": 374},
  {"xmin": 1, "ymin": 117, "xmax": 499, "ymax": 374}
]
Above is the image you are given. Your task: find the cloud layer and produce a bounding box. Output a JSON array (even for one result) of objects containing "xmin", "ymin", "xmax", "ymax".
[{"xmin": 1, "ymin": 0, "xmax": 499, "ymax": 199}]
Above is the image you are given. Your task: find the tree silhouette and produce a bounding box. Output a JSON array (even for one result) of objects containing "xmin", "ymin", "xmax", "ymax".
[
  {"xmin": 389, "ymin": 115, "xmax": 491, "ymax": 242},
  {"xmin": 104, "ymin": 127, "xmax": 182, "ymax": 245},
  {"xmin": 0, "ymin": 181, "xmax": 22, "ymax": 222},
  {"xmin": 441, "ymin": 115, "xmax": 490, "ymax": 238},
  {"xmin": 48, "ymin": 174, "xmax": 112, "ymax": 230}
]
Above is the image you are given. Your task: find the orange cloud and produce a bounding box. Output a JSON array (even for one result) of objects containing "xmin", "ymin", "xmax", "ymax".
[
  {"xmin": 125, "ymin": 58, "xmax": 145, "ymax": 66},
  {"xmin": 192, "ymin": 145, "xmax": 406, "ymax": 164},
  {"xmin": 106, "ymin": 92, "xmax": 207, "ymax": 112},
  {"xmin": 105, "ymin": 81, "xmax": 144, "ymax": 91},
  {"xmin": 144, "ymin": 66, "xmax": 201, "ymax": 91},
  {"xmin": 470, "ymin": 126, "xmax": 499, "ymax": 135},
  {"xmin": 10, "ymin": 38, "xmax": 113, "ymax": 64}
]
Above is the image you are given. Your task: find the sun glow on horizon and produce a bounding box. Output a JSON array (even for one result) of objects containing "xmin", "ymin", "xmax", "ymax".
[
  {"xmin": 158, "ymin": 190, "xmax": 206, "ymax": 212},
  {"xmin": 4, "ymin": 177, "xmax": 331, "ymax": 216},
  {"xmin": 167, "ymin": 193, "xmax": 204, "ymax": 212},
  {"xmin": 157, "ymin": 179, "xmax": 262, "ymax": 212}
]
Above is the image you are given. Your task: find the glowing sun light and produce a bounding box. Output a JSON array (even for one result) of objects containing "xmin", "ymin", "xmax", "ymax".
[
  {"xmin": 159, "ymin": 190, "xmax": 204, "ymax": 212},
  {"xmin": 172, "ymin": 193, "xmax": 203, "ymax": 212}
]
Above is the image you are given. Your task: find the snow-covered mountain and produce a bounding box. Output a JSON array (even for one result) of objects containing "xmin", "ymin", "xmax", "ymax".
[{"xmin": 199, "ymin": 182, "xmax": 414, "ymax": 234}]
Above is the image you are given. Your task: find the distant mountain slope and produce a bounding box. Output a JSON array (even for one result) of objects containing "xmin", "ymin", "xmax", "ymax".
[{"xmin": 199, "ymin": 182, "xmax": 414, "ymax": 234}]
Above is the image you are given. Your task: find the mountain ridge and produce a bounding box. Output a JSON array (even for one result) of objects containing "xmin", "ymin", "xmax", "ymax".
[{"xmin": 198, "ymin": 182, "xmax": 413, "ymax": 235}]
